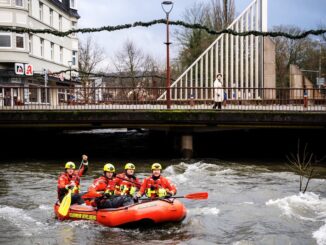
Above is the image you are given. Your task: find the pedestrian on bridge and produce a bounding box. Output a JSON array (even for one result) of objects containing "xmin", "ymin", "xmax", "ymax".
[{"xmin": 213, "ymin": 73, "xmax": 224, "ymax": 110}]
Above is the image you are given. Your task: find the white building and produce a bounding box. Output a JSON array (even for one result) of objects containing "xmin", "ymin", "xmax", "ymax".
[{"xmin": 0, "ymin": 0, "xmax": 79, "ymax": 106}]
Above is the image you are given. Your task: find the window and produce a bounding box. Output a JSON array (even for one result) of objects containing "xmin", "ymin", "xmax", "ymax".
[
  {"xmin": 49, "ymin": 9, "xmax": 53, "ymax": 26},
  {"xmin": 70, "ymin": 0, "xmax": 76, "ymax": 9},
  {"xmin": 39, "ymin": 2, "xmax": 43, "ymax": 21},
  {"xmin": 59, "ymin": 15, "xmax": 62, "ymax": 31},
  {"xmin": 72, "ymin": 51, "xmax": 77, "ymax": 65},
  {"xmin": 29, "ymin": 85, "xmax": 38, "ymax": 103},
  {"xmin": 40, "ymin": 38, "xmax": 44, "ymax": 57},
  {"xmin": 0, "ymin": 33, "xmax": 11, "ymax": 48},
  {"xmin": 16, "ymin": 34, "xmax": 24, "ymax": 49},
  {"xmin": 60, "ymin": 46, "xmax": 63, "ymax": 63},
  {"xmin": 15, "ymin": 0, "xmax": 23, "ymax": 7},
  {"xmin": 50, "ymin": 42, "xmax": 54, "ymax": 60},
  {"xmin": 0, "ymin": 0, "xmax": 11, "ymax": 6}
]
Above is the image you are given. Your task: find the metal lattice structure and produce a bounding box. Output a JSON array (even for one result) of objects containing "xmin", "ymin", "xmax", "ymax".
[{"xmin": 159, "ymin": 0, "xmax": 268, "ymax": 101}]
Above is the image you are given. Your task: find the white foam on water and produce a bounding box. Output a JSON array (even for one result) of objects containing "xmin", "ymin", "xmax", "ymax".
[
  {"xmin": 164, "ymin": 161, "xmax": 234, "ymax": 185},
  {"xmin": 188, "ymin": 207, "xmax": 220, "ymax": 216},
  {"xmin": 39, "ymin": 204, "xmax": 52, "ymax": 210},
  {"xmin": 0, "ymin": 205, "xmax": 39, "ymax": 236},
  {"xmin": 266, "ymin": 192, "xmax": 326, "ymax": 245},
  {"xmin": 313, "ymin": 223, "xmax": 326, "ymax": 245},
  {"xmin": 266, "ymin": 192, "xmax": 326, "ymax": 221}
]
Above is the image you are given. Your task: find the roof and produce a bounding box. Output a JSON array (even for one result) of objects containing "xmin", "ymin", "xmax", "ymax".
[{"xmin": 49, "ymin": 0, "xmax": 80, "ymax": 19}]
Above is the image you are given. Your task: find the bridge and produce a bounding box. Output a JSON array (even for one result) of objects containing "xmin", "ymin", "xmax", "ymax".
[{"xmin": 0, "ymin": 0, "xmax": 325, "ymax": 158}]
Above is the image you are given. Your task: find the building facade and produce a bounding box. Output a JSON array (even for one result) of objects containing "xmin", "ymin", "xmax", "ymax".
[{"xmin": 0, "ymin": 0, "xmax": 79, "ymax": 106}]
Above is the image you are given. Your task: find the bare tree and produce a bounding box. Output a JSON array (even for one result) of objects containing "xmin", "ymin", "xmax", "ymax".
[
  {"xmin": 78, "ymin": 36, "xmax": 106, "ymax": 103},
  {"xmin": 272, "ymin": 25, "xmax": 316, "ymax": 88},
  {"xmin": 79, "ymin": 36, "xmax": 105, "ymax": 83},
  {"xmin": 210, "ymin": 0, "xmax": 235, "ymax": 30},
  {"xmin": 175, "ymin": 0, "xmax": 235, "ymax": 69},
  {"xmin": 112, "ymin": 40, "xmax": 161, "ymax": 101},
  {"xmin": 286, "ymin": 140, "xmax": 315, "ymax": 193}
]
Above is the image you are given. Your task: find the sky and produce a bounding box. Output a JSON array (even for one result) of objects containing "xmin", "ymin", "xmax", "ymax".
[{"xmin": 77, "ymin": 0, "xmax": 326, "ymax": 71}]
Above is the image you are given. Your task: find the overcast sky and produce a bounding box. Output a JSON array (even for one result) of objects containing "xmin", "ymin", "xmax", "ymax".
[{"xmin": 77, "ymin": 0, "xmax": 326, "ymax": 71}]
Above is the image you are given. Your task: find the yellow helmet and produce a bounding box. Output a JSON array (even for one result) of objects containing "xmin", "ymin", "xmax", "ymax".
[
  {"xmin": 151, "ymin": 163, "xmax": 162, "ymax": 170},
  {"xmin": 124, "ymin": 163, "xmax": 136, "ymax": 170},
  {"xmin": 65, "ymin": 161, "xmax": 76, "ymax": 169},
  {"xmin": 103, "ymin": 163, "xmax": 115, "ymax": 173}
]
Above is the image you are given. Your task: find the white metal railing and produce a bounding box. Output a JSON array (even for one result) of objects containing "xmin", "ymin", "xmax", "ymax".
[
  {"xmin": 159, "ymin": 0, "xmax": 268, "ymax": 101},
  {"xmin": 0, "ymin": 86, "xmax": 325, "ymax": 111}
]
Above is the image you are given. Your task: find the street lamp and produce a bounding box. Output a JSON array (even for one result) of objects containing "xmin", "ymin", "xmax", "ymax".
[{"xmin": 162, "ymin": 1, "xmax": 173, "ymax": 109}]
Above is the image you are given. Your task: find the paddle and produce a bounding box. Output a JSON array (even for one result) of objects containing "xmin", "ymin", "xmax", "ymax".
[
  {"xmin": 58, "ymin": 160, "xmax": 84, "ymax": 216},
  {"xmin": 140, "ymin": 192, "xmax": 208, "ymax": 201},
  {"xmin": 177, "ymin": 192, "xmax": 208, "ymax": 200},
  {"xmin": 58, "ymin": 189, "xmax": 72, "ymax": 216}
]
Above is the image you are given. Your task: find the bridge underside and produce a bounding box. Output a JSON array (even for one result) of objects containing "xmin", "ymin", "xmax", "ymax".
[{"xmin": 0, "ymin": 111, "xmax": 325, "ymax": 131}]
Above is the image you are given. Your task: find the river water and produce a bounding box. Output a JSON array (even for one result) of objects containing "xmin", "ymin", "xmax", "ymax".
[{"xmin": 0, "ymin": 129, "xmax": 326, "ymax": 245}]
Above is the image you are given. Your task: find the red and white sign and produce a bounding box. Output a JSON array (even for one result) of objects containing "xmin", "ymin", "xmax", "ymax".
[
  {"xmin": 15, "ymin": 63, "xmax": 24, "ymax": 75},
  {"xmin": 14, "ymin": 63, "xmax": 33, "ymax": 76},
  {"xmin": 24, "ymin": 64, "xmax": 33, "ymax": 76}
]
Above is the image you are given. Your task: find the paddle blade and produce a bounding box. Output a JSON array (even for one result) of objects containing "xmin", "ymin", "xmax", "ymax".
[
  {"xmin": 184, "ymin": 192, "xmax": 208, "ymax": 200},
  {"xmin": 58, "ymin": 189, "xmax": 72, "ymax": 216}
]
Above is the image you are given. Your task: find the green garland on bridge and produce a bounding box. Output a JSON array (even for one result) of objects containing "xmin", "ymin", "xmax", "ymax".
[
  {"xmin": 42, "ymin": 69, "xmax": 173, "ymax": 80},
  {"xmin": 0, "ymin": 19, "xmax": 325, "ymax": 39}
]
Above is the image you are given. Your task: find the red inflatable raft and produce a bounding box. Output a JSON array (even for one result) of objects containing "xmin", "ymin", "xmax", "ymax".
[{"xmin": 54, "ymin": 199, "xmax": 187, "ymax": 227}]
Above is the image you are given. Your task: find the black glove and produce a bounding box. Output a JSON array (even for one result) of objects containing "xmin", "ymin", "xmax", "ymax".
[
  {"xmin": 65, "ymin": 184, "xmax": 74, "ymax": 190},
  {"xmin": 165, "ymin": 192, "xmax": 172, "ymax": 198},
  {"xmin": 133, "ymin": 194, "xmax": 139, "ymax": 202},
  {"xmin": 103, "ymin": 193, "xmax": 111, "ymax": 198}
]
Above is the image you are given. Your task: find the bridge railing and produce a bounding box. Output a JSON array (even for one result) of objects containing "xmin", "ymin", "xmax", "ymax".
[{"xmin": 0, "ymin": 86, "xmax": 325, "ymax": 111}]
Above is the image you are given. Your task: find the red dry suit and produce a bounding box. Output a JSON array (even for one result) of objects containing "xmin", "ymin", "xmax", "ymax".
[
  {"xmin": 138, "ymin": 175, "xmax": 177, "ymax": 198},
  {"xmin": 88, "ymin": 175, "xmax": 118, "ymax": 195}
]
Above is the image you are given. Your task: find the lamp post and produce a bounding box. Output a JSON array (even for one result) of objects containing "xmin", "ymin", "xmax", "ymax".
[{"xmin": 162, "ymin": 1, "xmax": 173, "ymax": 109}]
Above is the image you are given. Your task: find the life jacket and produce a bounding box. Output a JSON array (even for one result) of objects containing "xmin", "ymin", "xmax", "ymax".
[
  {"xmin": 88, "ymin": 175, "xmax": 118, "ymax": 196},
  {"xmin": 139, "ymin": 175, "xmax": 177, "ymax": 198},
  {"xmin": 116, "ymin": 173, "xmax": 140, "ymax": 196},
  {"xmin": 57, "ymin": 165, "xmax": 87, "ymax": 200},
  {"xmin": 57, "ymin": 173, "xmax": 80, "ymax": 200}
]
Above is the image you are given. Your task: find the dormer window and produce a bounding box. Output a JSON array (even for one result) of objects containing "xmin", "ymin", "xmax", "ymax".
[{"xmin": 70, "ymin": 0, "xmax": 77, "ymax": 9}]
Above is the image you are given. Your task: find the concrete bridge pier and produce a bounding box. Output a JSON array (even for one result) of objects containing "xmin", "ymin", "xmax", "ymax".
[{"xmin": 181, "ymin": 134, "xmax": 193, "ymax": 159}]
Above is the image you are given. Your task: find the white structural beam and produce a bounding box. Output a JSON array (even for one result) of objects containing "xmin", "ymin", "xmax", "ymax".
[{"xmin": 158, "ymin": 0, "xmax": 268, "ymax": 101}]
